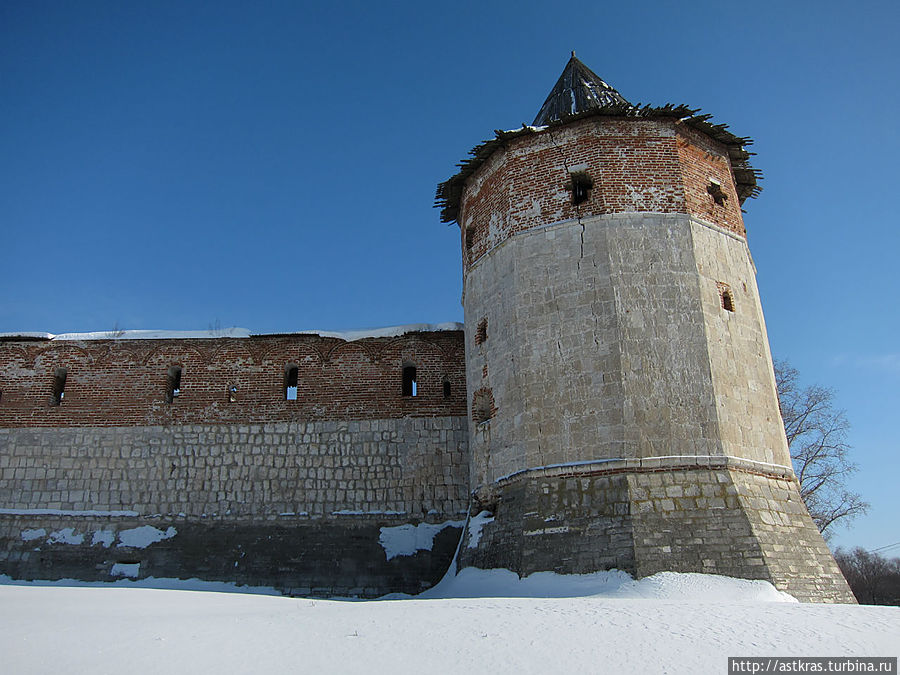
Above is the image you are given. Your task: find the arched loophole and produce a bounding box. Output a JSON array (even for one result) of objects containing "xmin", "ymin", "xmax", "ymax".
[
  {"xmin": 165, "ymin": 366, "xmax": 181, "ymax": 404},
  {"xmin": 717, "ymin": 282, "xmax": 735, "ymax": 312},
  {"xmin": 284, "ymin": 365, "xmax": 299, "ymax": 401},
  {"xmin": 51, "ymin": 367, "xmax": 68, "ymax": 406},
  {"xmin": 402, "ymin": 363, "xmax": 417, "ymax": 397}
]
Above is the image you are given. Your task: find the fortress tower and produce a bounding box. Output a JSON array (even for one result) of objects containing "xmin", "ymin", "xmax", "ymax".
[{"xmin": 437, "ymin": 55, "xmax": 854, "ymax": 602}]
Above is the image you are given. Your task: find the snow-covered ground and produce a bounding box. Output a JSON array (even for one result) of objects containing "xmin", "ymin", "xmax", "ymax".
[{"xmin": 1, "ymin": 570, "xmax": 896, "ymax": 675}]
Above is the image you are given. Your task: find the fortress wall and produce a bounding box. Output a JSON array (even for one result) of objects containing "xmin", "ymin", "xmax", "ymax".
[
  {"xmin": 608, "ymin": 215, "xmax": 722, "ymax": 460},
  {"xmin": 459, "ymin": 117, "xmax": 745, "ymax": 271},
  {"xmin": 460, "ymin": 118, "xmax": 683, "ymax": 267},
  {"xmin": 674, "ymin": 124, "xmax": 745, "ymax": 236},
  {"xmin": 0, "ymin": 331, "xmax": 471, "ymax": 595},
  {"xmin": 464, "ymin": 213, "xmax": 625, "ymax": 486},
  {"xmin": 0, "ymin": 331, "xmax": 466, "ymax": 427},
  {"xmin": 0, "ymin": 513, "xmax": 464, "ymax": 597},
  {"xmin": 464, "ymin": 213, "xmax": 737, "ymax": 487},
  {"xmin": 458, "ymin": 463, "xmax": 854, "ymax": 603},
  {"xmin": 691, "ymin": 222, "xmax": 792, "ymax": 466},
  {"xmin": 0, "ymin": 418, "xmax": 469, "ymax": 517},
  {"xmin": 0, "ymin": 416, "xmax": 469, "ymax": 595},
  {"xmin": 464, "ymin": 211, "xmax": 792, "ymax": 483}
]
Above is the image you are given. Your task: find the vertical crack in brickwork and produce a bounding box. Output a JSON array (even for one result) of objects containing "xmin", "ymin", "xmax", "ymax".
[
  {"xmin": 546, "ymin": 127, "xmax": 586, "ymax": 269},
  {"xmin": 537, "ymin": 421, "xmax": 545, "ymax": 468},
  {"xmin": 578, "ymin": 221, "xmax": 585, "ymax": 268}
]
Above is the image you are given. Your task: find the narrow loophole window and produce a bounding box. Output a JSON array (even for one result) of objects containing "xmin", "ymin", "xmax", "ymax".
[
  {"xmin": 166, "ymin": 366, "xmax": 182, "ymax": 404},
  {"xmin": 569, "ymin": 171, "xmax": 593, "ymax": 206},
  {"xmin": 51, "ymin": 367, "xmax": 67, "ymax": 406},
  {"xmin": 443, "ymin": 380, "xmax": 452, "ymax": 399},
  {"xmin": 228, "ymin": 385, "xmax": 237, "ymax": 403},
  {"xmin": 722, "ymin": 290, "xmax": 734, "ymax": 312},
  {"xmin": 402, "ymin": 365, "xmax": 417, "ymax": 397},
  {"xmin": 465, "ymin": 226, "xmax": 475, "ymax": 252},
  {"xmin": 708, "ymin": 180, "xmax": 728, "ymax": 206},
  {"xmin": 284, "ymin": 365, "xmax": 298, "ymax": 401}
]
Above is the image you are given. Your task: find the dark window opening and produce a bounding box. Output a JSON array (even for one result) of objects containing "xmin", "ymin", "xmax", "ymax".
[
  {"xmin": 722, "ymin": 290, "xmax": 734, "ymax": 312},
  {"xmin": 708, "ymin": 180, "xmax": 728, "ymax": 206},
  {"xmin": 443, "ymin": 380, "xmax": 452, "ymax": 399},
  {"xmin": 166, "ymin": 366, "xmax": 182, "ymax": 404},
  {"xmin": 402, "ymin": 365, "xmax": 417, "ymax": 397},
  {"xmin": 465, "ymin": 226, "xmax": 475, "ymax": 252},
  {"xmin": 475, "ymin": 318, "xmax": 488, "ymax": 345},
  {"xmin": 285, "ymin": 365, "xmax": 298, "ymax": 401},
  {"xmin": 569, "ymin": 171, "xmax": 594, "ymax": 206},
  {"xmin": 228, "ymin": 385, "xmax": 237, "ymax": 403},
  {"xmin": 717, "ymin": 282, "xmax": 735, "ymax": 312},
  {"xmin": 51, "ymin": 367, "xmax": 67, "ymax": 406}
]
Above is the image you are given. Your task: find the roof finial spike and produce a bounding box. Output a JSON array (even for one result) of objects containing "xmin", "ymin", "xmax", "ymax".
[{"xmin": 532, "ymin": 54, "xmax": 632, "ymax": 125}]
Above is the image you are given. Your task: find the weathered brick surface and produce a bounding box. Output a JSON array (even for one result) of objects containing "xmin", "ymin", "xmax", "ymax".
[
  {"xmin": 460, "ymin": 118, "xmax": 744, "ymax": 269},
  {"xmin": 0, "ymin": 331, "xmax": 465, "ymax": 427}
]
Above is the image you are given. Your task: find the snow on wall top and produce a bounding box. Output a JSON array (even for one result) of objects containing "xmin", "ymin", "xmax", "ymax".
[
  {"xmin": 0, "ymin": 328, "xmax": 253, "ymax": 341},
  {"xmin": 0, "ymin": 323, "xmax": 464, "ymax": 343}
]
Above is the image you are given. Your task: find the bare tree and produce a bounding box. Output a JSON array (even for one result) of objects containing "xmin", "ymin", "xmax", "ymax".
[
  {"xmin": 773, "ymin": 359, "xmax": 868, "ymax": 537},
  {"xmin": 834, "ymin": 547, "xmax": 900, "ymax": 605}
]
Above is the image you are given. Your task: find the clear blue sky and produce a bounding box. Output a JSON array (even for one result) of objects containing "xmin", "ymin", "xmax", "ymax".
[{"xmin": 2, "ymin": 0, "xmax": 897, "ymax": 554}]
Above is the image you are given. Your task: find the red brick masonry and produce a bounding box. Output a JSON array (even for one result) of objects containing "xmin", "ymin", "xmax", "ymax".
[{"xmin": 0, "ymin": 331, "xmax": 467, "ymax": 427}]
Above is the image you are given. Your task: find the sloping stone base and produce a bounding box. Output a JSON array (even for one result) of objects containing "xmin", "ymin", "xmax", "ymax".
[{"xmin": 458, "ymin": 464, "xmax": 855, "ymax": 603}]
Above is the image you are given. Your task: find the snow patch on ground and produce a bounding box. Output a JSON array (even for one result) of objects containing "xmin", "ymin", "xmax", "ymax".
[
  {"xmin": 91, "ymin": 530, "xmax": 115, "ymax": 548},
  {"xmin": 466, "ymin": 510, "xmax": 494, "ymax": 548},
  {"xmin": 110, "ymin": 563, "xmax": 140, "ymax": 578},
  {"xmin": 46, "ymin": 528, "xmax": 84, "ymax": 545},
  {"xmin": 20, "ymin": 528, "xmax": 46, "ymax": 542},
  {"xmin": 117, "ymin": 526, "xmax": 176, "ymax": 548},
  {"xmin": 58, "ymin": 328, "xmax": 250, "ymax": 340},
  {"xmin": 0, "ymin": 574, "xmax": 282, "ymax": 595},
  {"xmin": 420, "ymin": 567, "xmax": 798, "ymax": 602},
  {"xmin": 378, "ymin": 520, "xmax": 465, "ymax": 560}
]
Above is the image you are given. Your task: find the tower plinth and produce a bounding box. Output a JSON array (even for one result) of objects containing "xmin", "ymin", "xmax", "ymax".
[{"xmin": 438, "ymin": 55, "xmax": 854, "ymax": 603}]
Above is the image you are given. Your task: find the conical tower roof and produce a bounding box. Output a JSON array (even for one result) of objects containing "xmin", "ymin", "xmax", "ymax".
[{"xmin": 532, "ymin": 52, "xmax": 632, "ymax": 125}]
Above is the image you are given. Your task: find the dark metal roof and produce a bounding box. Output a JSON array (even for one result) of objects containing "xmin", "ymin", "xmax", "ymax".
[
  {"xmin": 533, "ymin": 52, "xmax": 633, "ymax": 125},
  {"xmin": 436, "ymin": 57, "xmax": 762, "ymax": 225}
]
